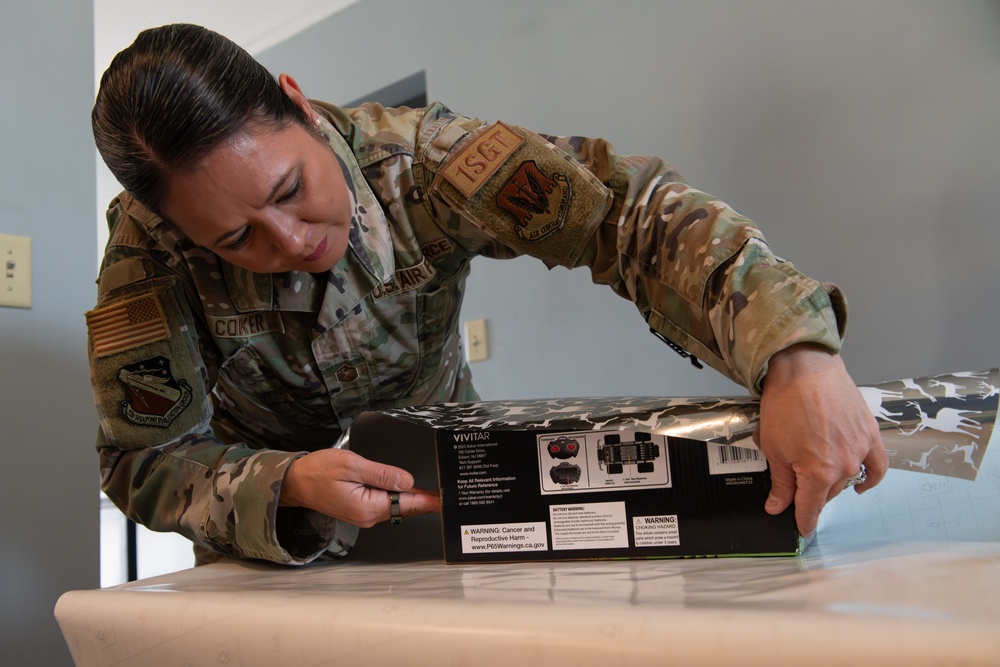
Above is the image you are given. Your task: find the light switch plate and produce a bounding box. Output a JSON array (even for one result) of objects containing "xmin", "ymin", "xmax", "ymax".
[
  {"xmin": 1, "ymin": 233, "xmax": 32, "ymax": 309},
  {"xmin": 464, "ymin": 318, "xmax": 489, "ymax": 363}
]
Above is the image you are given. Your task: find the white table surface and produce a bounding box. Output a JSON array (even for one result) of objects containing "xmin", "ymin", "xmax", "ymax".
[{"xmin": 56, "ymin": 531, "xmax": 1000, "ymax": 667}]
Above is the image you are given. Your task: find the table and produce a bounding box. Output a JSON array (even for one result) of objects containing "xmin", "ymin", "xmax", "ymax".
[
  {"xmin": 58, "ymin": 412, "xmax": 1000, "ymax": 666},
  {"xmin": 55, "ymin": 532, "xmax": 1000, "ymax": 666}
]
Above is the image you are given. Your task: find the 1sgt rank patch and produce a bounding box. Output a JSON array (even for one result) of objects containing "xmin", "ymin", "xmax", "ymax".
[
  {"xmin": 434, "ymin": 121, "xmax": 612, "ymax": 268},
  {"xmin": 117, "ymin": 355, "xmax": 193, "ymax": 428}
]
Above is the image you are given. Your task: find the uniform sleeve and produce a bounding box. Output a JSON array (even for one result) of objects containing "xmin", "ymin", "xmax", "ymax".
[
  {"xmin": 421, "ymin": 114, "xmax": 846, "ymax": 395},
  {"xmin": 560, "ymin": 137, "xmax": 847, "ymax": 395},
  {"xmin": 87, "ymin": 199, "xmax": 356, "ymax": 564}
]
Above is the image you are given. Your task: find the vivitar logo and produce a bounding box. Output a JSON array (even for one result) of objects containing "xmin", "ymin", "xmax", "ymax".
[{"xmin": 453, "ymin": 432, "xmax": 492, "ymax": 442}]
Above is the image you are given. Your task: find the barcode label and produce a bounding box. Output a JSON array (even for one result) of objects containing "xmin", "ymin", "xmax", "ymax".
[
  {"xmin": 707, "ymin": 442, "xmax": 768, "ymax": 474},
  {"xmin": 718, "ymin": 445, "xmax": 762, "ymax": 464}
]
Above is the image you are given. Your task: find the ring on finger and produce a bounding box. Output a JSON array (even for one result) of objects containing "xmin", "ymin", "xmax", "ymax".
[
  {"xmin": 843, "ymin": 464, "xmax": 867, "ymax": 489},
  {"xmin": 389, "ymin": 492, "xmax": 402, "ymax": 525}
]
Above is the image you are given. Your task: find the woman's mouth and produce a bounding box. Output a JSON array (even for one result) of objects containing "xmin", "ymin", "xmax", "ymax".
[{"xmin": 304, "ymin": 234, "xmax": 328, "ymax": 262}]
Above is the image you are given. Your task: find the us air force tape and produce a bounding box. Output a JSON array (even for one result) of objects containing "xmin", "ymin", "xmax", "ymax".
[{"xmin": 432, "ymin": 121, "xmax": 613, "ymax": 268}]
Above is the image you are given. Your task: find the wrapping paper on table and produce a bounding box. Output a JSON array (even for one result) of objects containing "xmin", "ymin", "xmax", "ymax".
[{"xmin": 380, "ymin": 368, "xmax": 999, "ymax": 481}]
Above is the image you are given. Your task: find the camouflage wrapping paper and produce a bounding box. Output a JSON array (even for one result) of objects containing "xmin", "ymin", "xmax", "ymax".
[
  {"xmin": 859, "ymin": 369, "xmax": 998, "ymax": 480},
  {"xmin": 378, "ymin": 368, "xmax": 998, "ymax": 481}
]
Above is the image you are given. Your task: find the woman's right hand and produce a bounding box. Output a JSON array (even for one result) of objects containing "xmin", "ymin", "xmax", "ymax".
[{"xmin": 279, "ymin": 449, "xmax": 440, "ymax": 526}]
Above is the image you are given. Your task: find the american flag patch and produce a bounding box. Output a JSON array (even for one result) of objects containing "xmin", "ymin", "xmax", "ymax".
[{"xmin": 86, "ymin": 293, "xmax": 170, "ymax": 358}]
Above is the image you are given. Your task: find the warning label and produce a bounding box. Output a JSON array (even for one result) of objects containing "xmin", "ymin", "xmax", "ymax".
[
  {"xmin": 549, "ymin": 501, "xmax": 629, "ymax": 550},
  {"xmin": 460, "ymin": 522, "xmax": 549, "ymax": 554},
  {"xmin": 632, "ymin": 514, "xmax": 680, "ymax": 547}
]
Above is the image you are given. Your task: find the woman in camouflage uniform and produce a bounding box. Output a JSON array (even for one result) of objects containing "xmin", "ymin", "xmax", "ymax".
[{"xmin": 87, "ymin": 24, "xmax": 886, "ymax": 564}]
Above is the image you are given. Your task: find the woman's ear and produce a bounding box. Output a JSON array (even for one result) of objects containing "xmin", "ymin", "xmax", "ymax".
[{"xmin": 278, "ymin": 73, "xmax": 315, "ymax": 120}]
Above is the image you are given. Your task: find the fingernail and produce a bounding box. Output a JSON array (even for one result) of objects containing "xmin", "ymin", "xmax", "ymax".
[{"xmin": 765, "ymin": 494, "xmax": 781, "ymax": 511}]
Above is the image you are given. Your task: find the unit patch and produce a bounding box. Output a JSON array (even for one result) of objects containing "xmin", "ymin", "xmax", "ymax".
[
  {"xmin": 117, "ymin": 355, "xmax": 193, "ymax": 427},
  {"xmin": 497, "ymin": 160, "xmax": 573, "ymax": 242}
]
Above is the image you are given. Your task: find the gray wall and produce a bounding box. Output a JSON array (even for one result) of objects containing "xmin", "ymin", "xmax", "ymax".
[
  {"xmin": 260, "ymin": 0, "xmax": 1000, "ymax": 399},
  {"xmin": 0, "ymin": 2, "xmax": 99, "ymax": 665}
]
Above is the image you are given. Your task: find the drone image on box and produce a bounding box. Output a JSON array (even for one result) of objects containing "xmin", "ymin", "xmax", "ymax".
[{"xmin": 597, "ymin": 432, "xmax": 661, "ymax": 474}]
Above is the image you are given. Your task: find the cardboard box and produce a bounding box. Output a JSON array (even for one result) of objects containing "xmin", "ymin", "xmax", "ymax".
[
  {"xmin": 348, "ymin": 396, "xmax": 803, "ymax": 563},
  {"xmin": 347, "ymin": 369, "xmax": 1000, "ymax": 563}
]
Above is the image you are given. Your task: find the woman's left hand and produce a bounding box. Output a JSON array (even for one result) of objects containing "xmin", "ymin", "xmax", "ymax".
[{"xmin": 755, "ymin": 343, "xmax": 889, "ymax": 537}]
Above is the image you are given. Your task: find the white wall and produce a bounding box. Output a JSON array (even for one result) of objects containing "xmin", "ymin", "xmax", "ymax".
[
  {"xmin": 0, "ymin": 2, "xmax": 98, "ymax": 665},
  {"xmin": 259, "ymin": 0, "xmax": 1000, "ymax": 399}
]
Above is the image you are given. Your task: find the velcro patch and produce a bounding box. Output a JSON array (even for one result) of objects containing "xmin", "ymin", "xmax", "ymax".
[
  {"xmin": 433, "ymin": 122, "xmax": 613, "ymax": 267},
  {"xmin": 207, "ymin": 312, "xmax": 285, "ymax": 339},
  {"xmin": 439, "ymin": 122, "xmax": 524, "ymax": 197},
  {"xmin": 496, "ymin": 160, "xmax": 572, "ymax": 242},
  {"xmin": 117, "ymin": 355, "xmax": 193, "ymax": 428},
  {"xmin": 86, "ymin": 293, "xmax": 170, "ymax": 358},
  {"xmin": 372, "ymin": 256, "xmax": 437, "ymax": 302}
]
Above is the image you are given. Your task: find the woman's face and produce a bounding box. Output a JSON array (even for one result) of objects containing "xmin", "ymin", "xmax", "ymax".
[{"xmin": 160, "ymin": 114, "xmax": 352, "ymax": 275}]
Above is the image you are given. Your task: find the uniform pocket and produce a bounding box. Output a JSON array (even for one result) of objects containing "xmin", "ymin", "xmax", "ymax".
[{"xmin": 216, "ymin": 344, "xmax": 329, "ymax": 424}]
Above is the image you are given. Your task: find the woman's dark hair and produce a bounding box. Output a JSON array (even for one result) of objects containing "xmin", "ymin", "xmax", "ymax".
[{"xmin": 92, "ymin": 23, "xmax": 311, "ymax": 215}]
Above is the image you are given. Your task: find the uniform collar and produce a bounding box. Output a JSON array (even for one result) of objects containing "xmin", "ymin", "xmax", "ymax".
[{"xmin": 314, "ymin": 115, "xmax": 394, "ymax": 328}]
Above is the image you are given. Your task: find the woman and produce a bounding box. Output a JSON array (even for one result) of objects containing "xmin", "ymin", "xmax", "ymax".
[{"xmin": 88, "ymin": 23, "xmax": 886, "ymax": 565}]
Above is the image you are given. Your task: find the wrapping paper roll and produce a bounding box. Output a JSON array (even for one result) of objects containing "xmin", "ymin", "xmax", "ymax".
[{"xmin": 379, "ymin": 369, "xmax": 999, "ymax": 481}]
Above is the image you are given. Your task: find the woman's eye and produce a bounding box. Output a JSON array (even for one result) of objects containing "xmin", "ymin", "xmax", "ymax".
[
  {"xmin": 226, "ymin": 228, "xmax": 252, "ymax": 251},
  {"xmin": 276, "ymin": 179, "xmax": 301, "ymax": 204}
]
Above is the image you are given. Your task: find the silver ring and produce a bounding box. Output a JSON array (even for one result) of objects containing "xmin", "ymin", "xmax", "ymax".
[
  {"xmin": 389, "ymin": 492, "xmax": 402, "ymax": 525},
  {"xmin": 843, "ymin": 464, "xmax": 868, "ymax": 489}
]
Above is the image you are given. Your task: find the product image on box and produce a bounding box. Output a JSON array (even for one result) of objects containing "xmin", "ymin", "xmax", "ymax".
[
  {"xmin": 538, "ymin": 430, "xmax": 672, "ymax": 494},
  {"xmin": 598, "ymin": 432, "xmax": 659, "ymax": 474}
]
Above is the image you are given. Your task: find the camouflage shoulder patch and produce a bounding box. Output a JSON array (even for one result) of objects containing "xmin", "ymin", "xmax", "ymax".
[{"xmin": 432, "ymin": 123, "xmax": 613, "ymax": 268}]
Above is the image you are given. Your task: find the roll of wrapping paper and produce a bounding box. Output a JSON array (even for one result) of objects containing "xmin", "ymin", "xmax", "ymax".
[
  {"xmin": 375, "ymin": 369, "xmax": 999, "ymax": 481},
  {"xmin": 650, "ymin": 368, "xmax": 999, "ymax": 481},
  {"xmin": 858, "ymin": 369, "xmax": 998, "ymax": 480}
]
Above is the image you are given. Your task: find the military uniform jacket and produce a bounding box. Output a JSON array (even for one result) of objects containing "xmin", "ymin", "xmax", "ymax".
[{"xmin": 86, "ymin": 101, "xmax": 846, "ymax": 564}]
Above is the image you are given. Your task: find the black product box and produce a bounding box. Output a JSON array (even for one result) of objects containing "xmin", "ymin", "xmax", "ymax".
[{"xmin": 348, "ymin": 397, "xmax": 804, "ymax": 563}]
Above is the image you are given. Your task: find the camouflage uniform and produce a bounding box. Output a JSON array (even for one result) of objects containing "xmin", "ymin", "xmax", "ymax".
[{"xmin": 86, "ymin": 101, "xmax": 846, "ymax": 564}]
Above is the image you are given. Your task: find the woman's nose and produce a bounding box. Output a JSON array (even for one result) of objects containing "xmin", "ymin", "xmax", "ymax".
[{"xmin": 268, "ymin": 214, "xmax": 308, "ymax": 255}]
